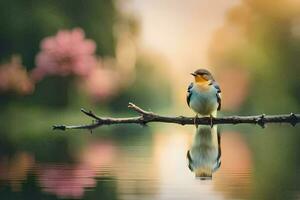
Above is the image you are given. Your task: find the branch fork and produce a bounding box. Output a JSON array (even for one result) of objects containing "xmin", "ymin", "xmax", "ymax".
[{"xmin": 128, "ymin": 103, "xmax": 155, "ymax": 124}]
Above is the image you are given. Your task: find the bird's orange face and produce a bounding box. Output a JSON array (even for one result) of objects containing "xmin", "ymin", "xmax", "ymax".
[
  {"xmin": 194, "ymin": 167, "xmax": 212, "ymax": 179},
  {"xmin": 191, "ymin": 73, "xmax": 209, "ymax": 83}
]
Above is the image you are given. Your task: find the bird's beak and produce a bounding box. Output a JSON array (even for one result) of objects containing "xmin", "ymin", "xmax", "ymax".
[{"xmin": 190, "ymin": 73, "xmax": 197, "ymax": 76}]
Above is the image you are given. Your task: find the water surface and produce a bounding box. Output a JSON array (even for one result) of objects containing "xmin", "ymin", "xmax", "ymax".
[{"xmin": 1, "ymin": 125, "xmax": 300, "ymax": 200}]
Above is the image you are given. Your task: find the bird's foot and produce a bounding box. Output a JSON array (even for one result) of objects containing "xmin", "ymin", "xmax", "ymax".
[
  {"xmin": 194, "ymin": 114, "xmax": 198, "ymax": 128},
  {"xmin": 210, "ymin": 115, "xmax": 214, "ymax": 128}
]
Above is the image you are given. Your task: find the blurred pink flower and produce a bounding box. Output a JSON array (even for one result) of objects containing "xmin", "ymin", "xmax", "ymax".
[
  {"xmin": 0, "ymin": 152, "xmax": 35, "ymax": 192},
  {"xmin": 82, "ymin": 59, "xmax": 120, "ymax": 101},
  {"xmin": 37, "ymin": 141, "xmax": 116, "ymax": 198},
  {"xmin": 37, "ymin": 164, "xmax": 96, "ymax": 199},
  {"xmin": 217, "ymin": 68, "xmax": 250, "ymax": 110},
  {"xmin": 79, "ymin": 141, "xmax": 116, "ymax": 169},
  {"xmin": 32, "ymin": 28, "xmax": 97, "ymax": 81},
  {"xmin": 0, "ymin": 56, "xmax": 34, "ymax": 95}
]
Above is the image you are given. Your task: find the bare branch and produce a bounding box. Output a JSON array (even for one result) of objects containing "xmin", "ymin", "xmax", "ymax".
[
  {"xmin": 128, "ymin": 102, "xmax": 154, "ymax": 115},
  {"xmin": 52, "ymin": 103, "xmax": 300, "ymax": 131},
  {"xmin": 80, "ymin": 108, "xmax": 101, "ymax": 121}
]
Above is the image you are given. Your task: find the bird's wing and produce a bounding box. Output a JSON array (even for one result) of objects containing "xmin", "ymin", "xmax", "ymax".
[
  {"xmin": 186, "ymin": 82, "xmax": 193, "ymax": 106},
  {"xmin": 213, "ymin": 128, "xmax": 222, "ymax": 172},
  {"xmin": 186, "ymin": 150, "xmax": 194, "ymax": 171},
  {"xmin": 211, "ymin": 81, "xmax": 221, "ymax": 110}
]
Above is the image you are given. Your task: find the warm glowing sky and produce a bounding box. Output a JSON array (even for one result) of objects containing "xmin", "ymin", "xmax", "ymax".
[
  {"xmin": 126, "ymin": 0, "xmax": 240, "ymax": 72},
  {"xmin": 122, "ymin": 0, "xmax": 242, "ymax": 109}
]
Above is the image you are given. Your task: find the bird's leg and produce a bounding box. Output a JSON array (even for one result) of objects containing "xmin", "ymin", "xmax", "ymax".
[
  {"xmin": 194, "ymin": 114, "xmax": 198, "ymax": 128},
  {"xmin": 210, "ymin": 114, "xmax": 214, "ymax": 128}
]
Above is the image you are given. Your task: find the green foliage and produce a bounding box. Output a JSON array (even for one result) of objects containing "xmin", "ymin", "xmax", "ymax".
[
  {"xmin": 210, "ymin": 0, "xmax": 300, "ymax": 113},
  {"xmin": 245, "ymin": 126, "xmax": 300, "ymax": 200},
  {"xmin": 0, "ymin": 0, "xmax": 119, "ymax": 69}
]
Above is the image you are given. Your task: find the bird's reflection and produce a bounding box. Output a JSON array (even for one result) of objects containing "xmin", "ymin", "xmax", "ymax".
[{"xmin": 187, "ymin": 125, "xmax": 221, "ymax": 180}]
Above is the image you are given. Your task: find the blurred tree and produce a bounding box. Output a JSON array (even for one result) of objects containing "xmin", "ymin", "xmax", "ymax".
[
  {"xmin": 0, "ymin": 0, "xmax": 120, "ymax": 68},
  {"xmin": 209, "ymin": 4, "xmax": 300, "ymax": 198},
  {"xmin": 209, "ymin": 0, "xmax": 300, "ymax": 113},
  {"xmin": 248, "ymin": 127, "xmax": 300, "ymax": 200},
  {"xmin": 0, "ymin": 0, "xmax": 140, "ymax": 108}
]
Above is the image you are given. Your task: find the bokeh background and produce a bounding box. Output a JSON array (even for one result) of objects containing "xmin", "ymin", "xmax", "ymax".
[{"xmin": 0, "ymin": 0, "xmax": 300, "ymax": 199}]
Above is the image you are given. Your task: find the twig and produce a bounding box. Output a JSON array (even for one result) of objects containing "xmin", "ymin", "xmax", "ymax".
[{"xmin": 53, "ymin": 102, "xmax": 300, "ymax": 131}]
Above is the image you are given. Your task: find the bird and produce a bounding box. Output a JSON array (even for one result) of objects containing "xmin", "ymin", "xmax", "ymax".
[
  {"xmin": 186, "ymin": 69, "xmax": 221, "ymax": 127},
  {"xmin": 187, "ymin": 125, "xmax": 221, "ymax": 179}
]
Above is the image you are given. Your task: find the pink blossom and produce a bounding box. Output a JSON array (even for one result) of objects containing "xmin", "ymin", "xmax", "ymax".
[
  {"xmin": 0, "ymin": 152, "xmax": 35, "ymax": 192},
  {"xmin": 0, "ymin": 56, "xmax": 34, "ymax": 95},
  {"xmin": 32, "ymin": 28, "xmax": 97, "ymax": 81},
  {"xmin": 37, "ymin": 164, "xmax": 96, "ymax": 199},
  {"xmin": 37, "ymin": 141, "xmax": 116, "ymax": 199},
  {"xmin": 79, "ymin": 141, "xmax": 116, "ymax": 169}
]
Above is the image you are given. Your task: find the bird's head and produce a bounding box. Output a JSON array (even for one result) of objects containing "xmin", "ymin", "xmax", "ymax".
[
  {"xmin": 191, "ymin": 69, "xmax": 214, "ymax": 83},
  {"xmin": 187, "ymin": 150, "xmax": 213, "ymax": 180}
]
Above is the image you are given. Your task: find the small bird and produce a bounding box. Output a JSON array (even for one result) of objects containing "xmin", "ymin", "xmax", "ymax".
[
  {"xmin": 187, "ymin": 125, "xmax": 221, "ymax": 179},
  {"xmin": 186, "ymin": 69, "xmax": 221, "ymax": 127}
]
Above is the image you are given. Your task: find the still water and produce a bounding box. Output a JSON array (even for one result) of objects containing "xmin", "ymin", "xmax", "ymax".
[{"xmin": 1, "ymin": 125, "xmax": 300, "ymax": 200}]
